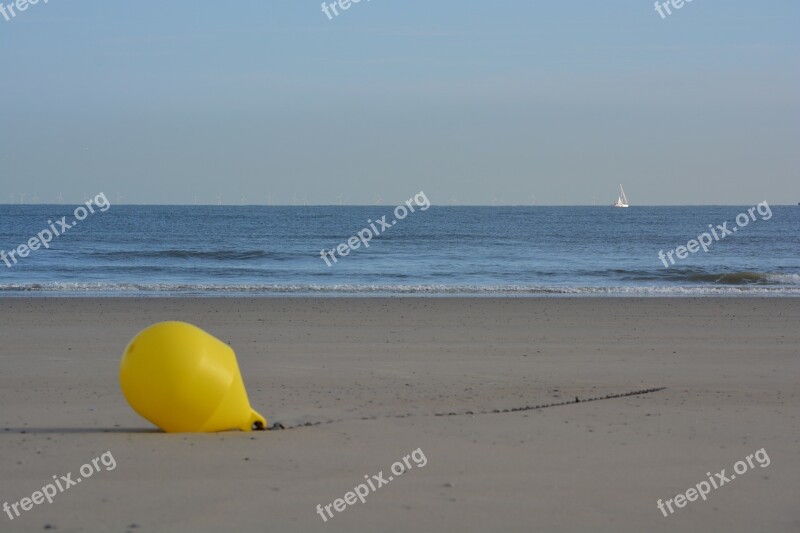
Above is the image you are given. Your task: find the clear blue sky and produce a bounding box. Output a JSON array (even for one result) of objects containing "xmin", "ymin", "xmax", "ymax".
[{"xmin": 1, "ymin": 1, "xmax": 798, "ymax": 205}]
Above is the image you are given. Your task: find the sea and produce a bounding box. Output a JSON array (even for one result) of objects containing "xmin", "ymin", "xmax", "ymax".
[{"xmin": 0, "ymin": 204, "xmax": 798, "ymax": 297}]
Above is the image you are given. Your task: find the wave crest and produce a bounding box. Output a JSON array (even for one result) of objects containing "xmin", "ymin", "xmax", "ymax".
[{"xmin": 686, "ymin": 271, "xmax": 800, "ymax": 285}]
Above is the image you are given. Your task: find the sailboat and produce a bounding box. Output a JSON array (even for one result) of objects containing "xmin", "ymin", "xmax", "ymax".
[{"xmin": 613, "ymin": 184, "xmax": 629, "ymax": 208}]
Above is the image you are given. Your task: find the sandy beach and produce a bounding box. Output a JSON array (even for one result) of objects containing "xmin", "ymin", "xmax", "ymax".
[{"xmin": 1, "ymin": 297, "xmax": 798, "ymax": 532}]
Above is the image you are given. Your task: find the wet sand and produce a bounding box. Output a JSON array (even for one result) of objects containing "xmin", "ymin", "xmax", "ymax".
[{"xmin": 1, "ymin": 297, "xmax": 798, "ymax": 532}]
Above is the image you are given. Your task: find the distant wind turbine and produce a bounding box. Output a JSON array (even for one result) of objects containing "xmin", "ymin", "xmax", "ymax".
[
  {"xmin": 56, "ymin": 192, "xmax": 64, "ymax": 203},
  {"xmin": 116, "ymin": 192, "xmax": 123, "ymax": 204},
  {"xmin": 19, "ymin": 192, "xmax": 26, "ymax": 204},
  {"xmin": 215, "ymin": 195, "xmax": 223, "ymax": 206},
  {"xmin": 31, "ymin": 192, "xmax": 40, "ymax": 203}
]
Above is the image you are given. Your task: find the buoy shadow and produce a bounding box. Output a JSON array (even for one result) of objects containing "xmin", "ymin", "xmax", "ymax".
[{"xmin": 2, "ymin": 427, "xmax": 161, "ymax": 434}]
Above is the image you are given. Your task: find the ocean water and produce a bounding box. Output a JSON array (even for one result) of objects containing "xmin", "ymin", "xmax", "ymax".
[{"xmin": 0, "ymin": 204, "xmax": 798, "ymax": 296}]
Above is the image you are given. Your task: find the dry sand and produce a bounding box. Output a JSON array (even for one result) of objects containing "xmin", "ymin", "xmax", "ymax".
[{"xmin": 1, "ymin": 297, "xmax": 798, "ymax": 532}]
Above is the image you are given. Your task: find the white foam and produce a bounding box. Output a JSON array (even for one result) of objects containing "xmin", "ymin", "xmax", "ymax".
[
  {"xmin": 764, "ymin": 273, "xmax": 800, "ymax": 285},
  {"xmin": 2, "ymin": 282, "xmax": 800, "ymax": 296}
]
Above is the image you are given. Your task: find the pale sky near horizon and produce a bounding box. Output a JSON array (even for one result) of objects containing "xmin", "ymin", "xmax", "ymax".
[{"xmin": 1, "ymin": 1, "xmax": 798, "ymax": 205}]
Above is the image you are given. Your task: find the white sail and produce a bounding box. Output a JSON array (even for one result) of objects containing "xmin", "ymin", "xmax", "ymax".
[{"xmin": 613, "ymin": 184, "xmax": 629, "ymax": 208}]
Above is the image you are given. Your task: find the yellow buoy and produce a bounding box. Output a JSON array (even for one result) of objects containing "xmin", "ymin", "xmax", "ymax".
[{"xmin": 120, "ymin": 321, "xmax": 266, "ymax": 433}]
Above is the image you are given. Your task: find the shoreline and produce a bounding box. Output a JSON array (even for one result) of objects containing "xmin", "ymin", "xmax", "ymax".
[{"xmin": 2, "ymin": 290, "xmax": 799, "ymax": 298}]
